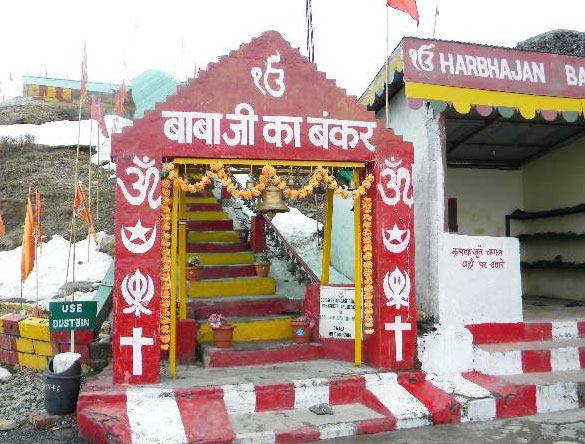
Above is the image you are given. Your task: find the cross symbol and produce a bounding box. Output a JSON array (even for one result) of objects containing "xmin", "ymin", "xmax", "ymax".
[
  {"xmin": 120, "ymin": 327, "xmax": 154, "ymax": 376},
  {"xmin": 384, "ymin": 315, "xmax": 412, "ymax": 362}
]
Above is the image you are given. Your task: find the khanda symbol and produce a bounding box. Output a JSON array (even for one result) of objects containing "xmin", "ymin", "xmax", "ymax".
[
  {"xmin": 251, "ymin": 51, "xmax": 286, "ymax": 98},
  {"xmin": 121, "ymin": 269, "xmax": 154, "ymax": 317},
  {"xmin": 383, "ymin": 267, "xmax": 411, "ymax": 309}
]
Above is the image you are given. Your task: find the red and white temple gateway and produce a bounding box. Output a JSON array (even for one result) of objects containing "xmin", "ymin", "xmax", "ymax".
[{"xmin": 110, "ymin": 30, "xmax": 415, "ymax": 384}]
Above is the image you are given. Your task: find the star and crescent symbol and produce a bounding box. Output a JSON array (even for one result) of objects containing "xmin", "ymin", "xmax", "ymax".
[
  {"xmin": 382, "ymin": 223, "xmax": 410, "ymax": 254},
  {"xmin": 121, "ymin": 219, "xmax": 157, "ymax": 254}
]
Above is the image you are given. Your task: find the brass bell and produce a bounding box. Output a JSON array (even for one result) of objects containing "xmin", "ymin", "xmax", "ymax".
[
  {"xmin": 347, "ymin": 179, "xmax": 357, "ymax": 191},
  {"xmin": 255, "ymin": 185, "xmax": 290, "ymax": 214},
  {"xmin": 246, "ymin": 178, "xmax": 255, "ymax": 190}
]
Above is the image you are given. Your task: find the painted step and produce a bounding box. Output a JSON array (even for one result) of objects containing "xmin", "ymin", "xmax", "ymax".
[
  {"xmin": 188, "ymin": 242, "xmax": 247, "ymax": 253},
  {"xmin": 463, "ymin": 369, "xmax": 585, "ymax": 417},
  {"xmin": 186, "ymin": 197, "xmax": 218, "ymax": 204},
  {"xmin": 189, "ymin": 276, "xmax": 276, "ymax": 298},
  {"xmin": 466, "ymin": 320, "xmax": 584, "ymax": 345},
  {"xmin": 187, "ymin": 202, "xmax": 223, "ymax": 211},
  {"xmin": 189, "ymin": 231, "xmax": 240, "ymax": 243},
  {"xmin": 198, "ymin": 264, "xmax": 257, "ymax": 280},
  {"xmin": 188, "ymin": 219, "xmax": 234, "ymax": 231},
  {"xmin": 197, "ymin": 315, "xmax": 297, "ymax": 342},
  {"xmin": 202, "ymin": 340, "xmax": 325, "ymax": 367},
  {"xmin": 474, "ymin": 337, "xmax": 585, "ymax": 375},
  {"xmin": 187, "ymin": 211, "xmax": 229, "ymax": 221},
  {"xmin": 189, "ymin": 294, "xmax": 301, "ymax": 318},
  {"xmin": 189, "ymin": 251, "xmax": 255, "ymax": 266}
]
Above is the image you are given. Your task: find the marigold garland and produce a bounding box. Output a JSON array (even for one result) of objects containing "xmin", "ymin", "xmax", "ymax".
[
  {"xmin": 164, "ymin": 162, "xmax": 375, "ymax": 200},
  {"xmin": 361, "ymin": 197, "xmax": 374, "ymax": 335},
  {"xmin": 159, "ymin": 178, "xmax": 172, "ymax": 350}
]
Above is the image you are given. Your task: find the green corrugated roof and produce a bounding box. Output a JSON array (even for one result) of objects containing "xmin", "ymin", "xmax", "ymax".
[
  {"xmin": 130, "ymin": 70, "xmax": 184, "ymax": 119},
  {"xmin": 22, "ymin": 76, "xmax": 120, "ymax": 93}
]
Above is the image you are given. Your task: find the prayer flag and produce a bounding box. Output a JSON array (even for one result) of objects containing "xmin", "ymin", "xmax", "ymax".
[
  {"xmin": 387, "ymin": 0, "xmax": 419, "ymax": 24},
  {"xmin": 33, "ymin": 187, "xmax": 43, "ymax": 248},
  {"xmin": 81, "ymin": 44, "xmax": 88, "ymax": 98},
  {"xmin": 114, "ymin": 82, "xmax": 130, "ymax": 116},
  {"xmin": 21, "ymin": 192, "xmax": 36, "ymax": 282},
  {"xmin": 74, "ymin": 182, "xmax": 98, "ymax": 244},
  {"xmin": 0, "ymin": 213, "xmax": 5, "ymax": 239},
  {"xmin": 90, "ymin": 96, "xmax": 109, "ymax": 138}
]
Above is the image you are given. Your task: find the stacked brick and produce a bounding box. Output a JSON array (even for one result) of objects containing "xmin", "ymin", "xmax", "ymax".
[{"xmin": 0, "ymin": 314, "xmax": 93, "ymax": 370}]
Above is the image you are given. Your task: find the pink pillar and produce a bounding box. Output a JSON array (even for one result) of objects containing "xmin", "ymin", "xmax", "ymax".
[
  {"xmin": 363, "ymin": 151, "xmax": 416, "ymax": 370},
  {"xmin": 112, "ymin": 153, "xmax": 161, "ymax": 384},
  {"xmin": 250, "ymin": 215, "xmax": 267, "ymax": 252}
]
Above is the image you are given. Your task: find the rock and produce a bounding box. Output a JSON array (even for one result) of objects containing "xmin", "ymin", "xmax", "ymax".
[
  {"xmin": 309, "ymin": 403, "xmax": 334, "ymax": 415},
  {"xmin": 516, "ymin": 30, "xmax": 585, "ymax": 57},
  {"xmin": 0, "ymin": 419, "xmax": 17, "ymax": 431},
  {"xmin": 99, "ymin": 234, "xmax": 115, "ymax": 256},
  {"xmin": 0, "ymin": 366, "xmax": 11, "ymax": 381},
  {"xmin": 58, "ymin": 280, "xmax": 98, "ymax": 296},
  {"xmin": 29, "ymin": 413, "xmax": 58, "ymax": 429}
]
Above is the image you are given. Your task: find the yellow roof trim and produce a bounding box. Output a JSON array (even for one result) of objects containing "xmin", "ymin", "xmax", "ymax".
[
  {"xmin": 360, "ymin": 55, "xmax": 404, "ymax": 107},
  {"xmin": 405, "ymin": 82, "xmax": 585, "ymax": 119}
]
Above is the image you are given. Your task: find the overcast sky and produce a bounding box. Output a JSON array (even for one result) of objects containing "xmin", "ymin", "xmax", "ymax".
[{"xmin": 1, "ymin": 0, "xmax": 584, "ymax": 99}]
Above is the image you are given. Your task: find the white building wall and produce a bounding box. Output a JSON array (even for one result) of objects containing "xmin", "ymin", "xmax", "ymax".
[{"xmin": 330, "ymin": 195, "xmax": 356, "ymax": 281}]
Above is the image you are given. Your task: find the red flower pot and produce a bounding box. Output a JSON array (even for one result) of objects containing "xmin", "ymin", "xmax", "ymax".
[
  {"xmin": 254, "ymin": 263, "xmax": 270, "ymax": 277},
  {"xmin": 212, "ymin": 324, "xmax": 236, "ymax": 348},
  {"xmin": 290, "ymin": 320, "xmax": 311, "ymax": 344}
]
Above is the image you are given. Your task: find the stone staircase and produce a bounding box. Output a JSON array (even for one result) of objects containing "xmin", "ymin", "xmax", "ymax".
[{"xmin": 186, "ymin": 189, "xmax": 321, "ymax": 367}]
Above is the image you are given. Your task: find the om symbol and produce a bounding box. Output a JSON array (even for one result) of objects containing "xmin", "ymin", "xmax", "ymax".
[
  {"xmin": 377, "ymin": 158, "xmax": 413, "ymax": 207},
  {"xmin": 251, "ymin": 51, "xmax": 285, "ymax": 98},
  {"xmin": 117, "ymin": 156, "xmax": 160, "ymax": 209}
]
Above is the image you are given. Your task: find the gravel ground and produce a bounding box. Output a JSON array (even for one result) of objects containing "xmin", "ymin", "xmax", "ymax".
[{"xmin": 0, "ymin": 424, "xmax": 88, "ymax": 444}]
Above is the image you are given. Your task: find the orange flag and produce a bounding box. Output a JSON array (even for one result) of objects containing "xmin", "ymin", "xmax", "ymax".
[
  {"xmin": 387, "ymin": 0, "xmax": 419, "ymax": 24},
  {"xmin": 0, "ymin": 212, "xmax": 5, "ymax": 239},
  {"xmin": 21, "ymin": 192, "xmax": 36, "ymax": 282},
  {"xmin": 74, "ymin": 181, "xmax": 98, "ymax": 244},
  {"xmin": 33, "ymin": 187, "xmax": 43, "ymax": 248}
]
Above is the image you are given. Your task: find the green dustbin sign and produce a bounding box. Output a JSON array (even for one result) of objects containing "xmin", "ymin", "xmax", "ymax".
[{"xmin": 49, "ymin": 301, "xmax": 97, "ymax": 331}]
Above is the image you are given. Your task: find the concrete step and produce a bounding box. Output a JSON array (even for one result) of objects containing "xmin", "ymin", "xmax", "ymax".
[
  {"xmin": 197, "ymin": 315, "xmax": 297, "ymax": 343},
  {"xmin": 186, "ymin": 197, "xmax": 218, "ymax": 204},
  {"xmin": 189, "ymin": 251, "xmax": 255, "ymax": 266},
  {"xmin": 187, "ymin": 211, "xmax": 229, "ymax": 221},
  {"xmin": 474, "ymin": 338, "xmax": 585, "ymax": 375},
  {"xmin": 188, "ymin": 219, "xmax": 234, "ymax": 231},
  {"xmin": 189, "ymin": 294, "xmax": 301, "ymax": 318},
  {"xmin": 188, "ymin": 231, "xmax": 240, "ymax": 243},
  {"xmin": 197, "ymin": 264, "xmax": 257, "ymax": 280},
  {"xmin": 188, "ymin": 242, "xmax": 248, "ymax": 253},
  {"xmin": 187, "ymin": 202, "xmax": 223, "ymax": 211},
  {"xmin": 201, "ymin": 340, "xmax": 325, "ymax": 367},
  {"xmin": 189, "ymin": 276, "xmax": 276, "ymax": 298}
]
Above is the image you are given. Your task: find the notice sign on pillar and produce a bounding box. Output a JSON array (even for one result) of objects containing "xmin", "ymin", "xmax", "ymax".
[
  {"xmin": 319, "ymin": 286, "xmax": 355, "ymax": 339},
  {"xmin": 49, "ymin": 301, "xmax": 97, "ymax": 331}
]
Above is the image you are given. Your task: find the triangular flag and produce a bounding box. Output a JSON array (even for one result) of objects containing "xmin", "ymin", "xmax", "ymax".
[
  {"xmin": 90, "ymin": 96, "xmax": 109, "ymax": 138},
  {"xmin": 74, "ymin": 181, "xmax": 98, "ymax": 244},
  {"xmin": 387, "ymin": 0, "xmax": 419, "ymax": 24},
  {"xmin": 114, "ymin": 82, "xmax": 130, "ymax": 116},
  {"xmin": 0, "ymin": 212, "xmax": 5, "ymax": 239},
  {"xmin": 81, "ymin": 44, "xmax": 88, "ymax": 98},
  {"xmin": 21, "ymin": 192, "xmax": 36, "ymax": 282}
]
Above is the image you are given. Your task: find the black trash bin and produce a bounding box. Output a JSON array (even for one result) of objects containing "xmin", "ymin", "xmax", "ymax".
[{"xmin": 43, "ymin": 356, "xmax": 82, "ymax": 414}]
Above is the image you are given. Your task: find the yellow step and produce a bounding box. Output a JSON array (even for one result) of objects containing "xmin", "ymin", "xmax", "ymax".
[
  {"xmin": 198, "ymin": 316, "xmax": 296, "ymax": 343},
  {"xmin": 188, "ymin": 211, "xmax": 229, "ymax": 221},
  {"xmin": 190, "ymin": 252, "xmax": 255, "ymax": 265},
  {"xmin": 189, "ymin": 231, "xmax": 239, "ymax": 243},
  {"xmin": 186, "ymin": 197, "xmax": 218, "ymax": 204},
  {"xmin": 189, "ymin": 277, "xmax": 276, "ymax": 298}
]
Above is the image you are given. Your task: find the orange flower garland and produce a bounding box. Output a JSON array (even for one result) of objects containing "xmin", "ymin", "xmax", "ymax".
[
  {"xmin": 361, "ymin": 197, "xmax": 374, "ymax": 335},
  {"xmin": 164, "ymin": 162, "xmax": 375, "ymax": 200},
  {"xmin": 159, "ymin": 178, "xmax": 172, "ymax": 351}
]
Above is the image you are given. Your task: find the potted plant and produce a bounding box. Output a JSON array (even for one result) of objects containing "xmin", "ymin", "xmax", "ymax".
[
  {"xmin": 290, "ymin": 312, "xmax": 317, "ymax": 344},
  {"xmin": 254, "ymin": 252, "xmax": 271, "ymax": 277},
  {"xmin": 187, "ymin": 256, "xmax": 203, "ymax": 281},
  {"xmin": 209, "ymin": 313, "xmax": 236, "ymax": 348}
]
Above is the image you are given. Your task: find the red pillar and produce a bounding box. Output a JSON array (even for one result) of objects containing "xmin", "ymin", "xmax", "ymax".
[
  {"xmin": 363, "ymin": 150, "xmax": 416, "ymax": 371},
  {"xmin": 250, "ymin": 215, "xmax": 267, "ymax": 252}
]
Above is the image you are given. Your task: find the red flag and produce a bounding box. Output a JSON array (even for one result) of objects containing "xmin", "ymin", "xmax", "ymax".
[
  {"xmin": 74, "ymin": 182, "xmax": 98, "ymax": 244},
  {"xmin": 0, "ymin": 212, "xmax": 5, "ymax": 239},
  {"xmin": 387, "ymin": 0, "xmax": 419, "ymax": 24},
  {"xmin": 81, "ymin": 44, "xmax": 88, "ymax": 98},
  {"xmin": 33, "ymin": 187, "xmax": 43, "ymax": 247},
  {"xmin": 114, "ymin": 82, "xmax": 130, "ymax": 116},
  {"xmin": 21, "ymin": 192, "xmax": 36, "ymax": 281},
  {"xmin": 90, "ymin": 96, "xmax": 109, "ymax": 138}
]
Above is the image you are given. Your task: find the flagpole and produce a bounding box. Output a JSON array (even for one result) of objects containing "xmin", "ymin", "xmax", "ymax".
[
  {"xmin": 35, "ymin": 186, "xmax": 39, "ymax": 308},
  {"xmin": 385, "ymin": 5, "xmax": 390, "ymax": 128},
  {"xmin": 432, "ymin": 1, "xmax": 439, "ymax": 38},
  {"xmin": 96, "ymin": 127, "xmax": 101, "ymax": 221},
  {"xmin": 21, "ymin": 183, "xmax": 32, "ymax": 312},
  {"xmin": 88, "ymin": 119, "xmax": 93, "ymax": 262}
]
